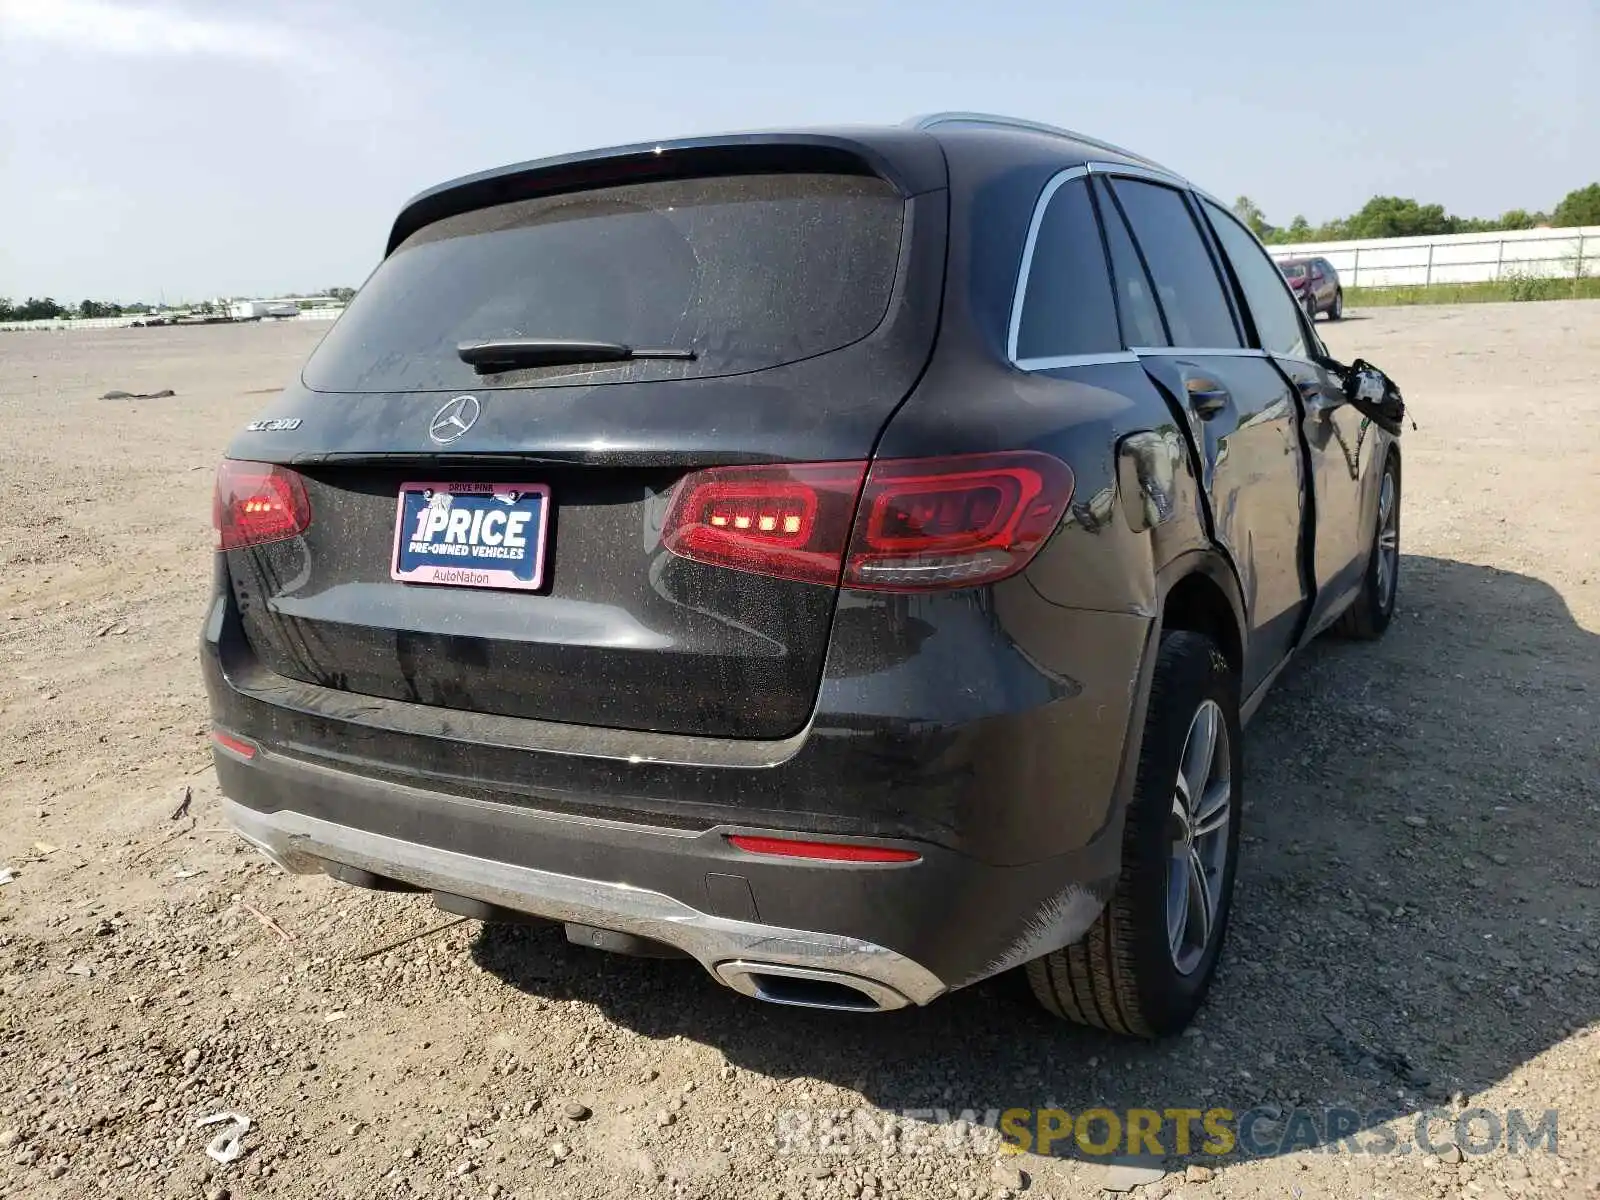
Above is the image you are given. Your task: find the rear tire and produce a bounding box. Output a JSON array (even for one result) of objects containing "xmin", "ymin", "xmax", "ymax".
[
  {"xmin": 1025, "ymin": 631, "xmax": 1242, "ymax": 1038},
  {"xmin": 1334, "ymin": 454, "xmax": 1400, "ymax": 640},
  {"xmin": 1303, "ymin": 291, "xmax": 1319, "ymax": 321},
  {"xmin": 1329, "ymin": 288, "xmax": 1344, "ymax": 320}
]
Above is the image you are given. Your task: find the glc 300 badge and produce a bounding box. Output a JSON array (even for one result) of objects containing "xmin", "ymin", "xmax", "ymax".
[{"xmin": 246, "ymin": 418, "xmax": 303, "ymax": 431}]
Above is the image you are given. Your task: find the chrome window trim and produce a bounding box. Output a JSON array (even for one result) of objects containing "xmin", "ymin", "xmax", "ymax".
[
  {"xmin": 1006, "ymin": 165, "xmax": 1097, "ymax": 366},
  {"xmin": 1015, "ymin": 351, "xmax": 1140, "ymax": 372},
  {"xmin": 1129, "ymin": 346, "xmax": 1268, "ymax": 358},
  {"xmin": 1008, "ymin": 163, "xmax": 1263, "ymax": 372},
  {"xmin": 1085, "ymin": 160, "xmax": 1190, "ymax": 189}
]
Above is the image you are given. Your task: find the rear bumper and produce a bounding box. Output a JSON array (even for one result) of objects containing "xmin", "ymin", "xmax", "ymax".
[
  {"xmin": 222, "ymin": 793, "xmax": 945, "ymax": 1008},
  {"xmin": 203, "ymin": 553, "xmax": 1153, "ymax": 999},
  {"xmin": 214, "ymin": 740, "xmax": 1123, "ymax": 1001}
]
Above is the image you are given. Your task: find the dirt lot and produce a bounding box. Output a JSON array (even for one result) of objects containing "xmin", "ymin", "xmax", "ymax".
[{"xmin": 1, "ymin": 305, "xmax": 1597, "ymax": 1200}]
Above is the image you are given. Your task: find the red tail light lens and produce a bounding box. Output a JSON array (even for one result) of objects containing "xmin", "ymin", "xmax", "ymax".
[
  {"xmin": 846, "ymin": 452, "xmax": 1074, "ymax": 590},
  {"xmin": 661, "ymin": 461, "xmax": 867, "ymax": 586},
  {"xmin": 214, "ymin": 460, "xmax": 311, "ymax": 550},
  {"xmin": 662, "ymin": 452, "xmax": 1072, "ymax": 591}
]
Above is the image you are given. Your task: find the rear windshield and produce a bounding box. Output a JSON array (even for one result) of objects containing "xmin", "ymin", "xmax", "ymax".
[
  {"xmin": 303, "ymin": 173, "xmax": 905, "ymax": 392},
  {"xmin": 1278, "ymin": 262, "xmax": 1308, "ymax": 279}
]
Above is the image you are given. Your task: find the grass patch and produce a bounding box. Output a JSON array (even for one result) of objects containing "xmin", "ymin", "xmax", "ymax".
[{"xmin": 1347, "ymin": 276, "xmax": 1600, "ymax": 307}]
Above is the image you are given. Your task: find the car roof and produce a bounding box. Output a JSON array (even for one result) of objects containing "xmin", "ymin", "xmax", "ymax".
[
  {"xmin": 906, "ymin": 112, "xmax": 1180, "ymax": 176},
  {"xmin": 386, "ymin": 114, "xmax": 1184, "ymax": 256}
]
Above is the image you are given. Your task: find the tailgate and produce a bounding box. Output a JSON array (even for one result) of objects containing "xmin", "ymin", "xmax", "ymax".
[{"xmin": 222, "ymin": 160, "xmax": 947, "ymax": 740}]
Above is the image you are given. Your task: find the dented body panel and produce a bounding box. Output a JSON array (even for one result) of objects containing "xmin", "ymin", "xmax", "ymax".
[{"xmin": 204, "ymin": 119, "xmax": 1395, "ymax": 1004}]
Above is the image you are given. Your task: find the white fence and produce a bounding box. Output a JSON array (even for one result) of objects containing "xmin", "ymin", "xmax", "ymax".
[
  {"xmin": 1266, "ymin": 226, "xmax": 1599, "ymax": 288},
  {"xmin": 0, "ymin": 307, "xmax": 344, "ymax": 333}
]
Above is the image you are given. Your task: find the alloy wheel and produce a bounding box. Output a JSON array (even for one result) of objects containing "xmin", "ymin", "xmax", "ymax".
[
  {"xmin": 1376, "ymin": 470, "xmax": 1399, "ymax": 610},
  {"xmin": 1166, "ymin": 699, "xmax": 1232, "ymax": 975}
]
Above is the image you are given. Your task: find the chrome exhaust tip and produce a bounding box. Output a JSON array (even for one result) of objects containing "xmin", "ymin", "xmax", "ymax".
[{"xmin": 714, "ymin": 961, "xmax": 910, "ymax": 1012}]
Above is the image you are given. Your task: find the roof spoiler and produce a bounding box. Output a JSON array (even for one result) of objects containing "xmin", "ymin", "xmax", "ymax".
[{"xmin": 385, "ymin": 131, "xmax": 946, "ymax": 256}]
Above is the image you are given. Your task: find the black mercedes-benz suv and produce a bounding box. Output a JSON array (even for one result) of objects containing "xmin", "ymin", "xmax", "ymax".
[{"xmin": 203, "ymin": 114, "xmax": 1402, "ymax": 1037}]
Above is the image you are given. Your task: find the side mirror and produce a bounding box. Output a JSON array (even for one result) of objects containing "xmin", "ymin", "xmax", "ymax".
[
  {"xmin": 1338, "ymin": 358, "xmax": 1409, "ymax": 436},
  {"xmin": 1343, "ymin": 363, "xmax": 1390, "ymax": 407}
]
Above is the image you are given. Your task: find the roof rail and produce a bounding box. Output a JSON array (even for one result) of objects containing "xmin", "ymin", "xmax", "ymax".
[{"xmin": 906, "ymin": 112, "xmax": 1174, "ymax": 174}]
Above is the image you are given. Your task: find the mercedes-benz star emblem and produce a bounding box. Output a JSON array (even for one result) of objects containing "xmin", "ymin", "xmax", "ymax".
[{"xmin": 429, "ymin": 395, "xmax": 480, "ymax": 444}]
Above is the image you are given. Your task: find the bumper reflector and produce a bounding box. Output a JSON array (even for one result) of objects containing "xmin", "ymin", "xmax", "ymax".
[
  {"xmin": 211, "ymin": 730, "xmax": 259, "ymax": 760},
  {"xmin": 727, "ymin": 834, "xmax": 920, "ymax": 863}
]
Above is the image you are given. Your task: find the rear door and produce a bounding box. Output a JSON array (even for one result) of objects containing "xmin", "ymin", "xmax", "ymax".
[
  {"xmin": 1092, "ymin": 171, "xmax": 1311, "ymax": 694},
  {"xmin": 1199, "ymin": 199, "xmax": 1369, "ymax": 632},
  {"xmin": 223, "ymin": 164, "xmax": 946, "ymax": 740}
]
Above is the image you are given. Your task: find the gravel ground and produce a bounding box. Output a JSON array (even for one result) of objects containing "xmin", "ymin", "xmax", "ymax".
[{"xmin": 1, "ymin": 305, "xmax": 1597, "ymax": 1200}]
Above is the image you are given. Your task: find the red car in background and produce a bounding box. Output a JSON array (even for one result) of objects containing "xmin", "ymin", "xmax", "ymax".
[{"xmin": 1278, "ymin": 256, "xmax": 1344, "ymax": 320}]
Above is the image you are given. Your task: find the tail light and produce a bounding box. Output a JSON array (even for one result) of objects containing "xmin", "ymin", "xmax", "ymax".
[
  {"xmin": 663, "ymin": 451, "xmax": 1072, "ymax": 591},
  {"xmin": 661, "ymin": 461, "xmax": 868, "ymax": 586},
  {"xmin": 214, "ymin": 460, "xmax": 311, "ymax": 550}
]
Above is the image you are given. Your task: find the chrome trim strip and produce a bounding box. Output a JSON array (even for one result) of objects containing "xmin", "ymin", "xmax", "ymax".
[
  {"xmin": 1007, "ymin": 166, "xmax": 1091, "ymax": 365},
  {"xmin": 1085, "ymin": 160, "xmax": 1190, "ymax": 189},
  {"xmin": 1006, "ymin": 165, "xmax": 1256, "ymax": 372},
  {"xmin": 1129, "ymin": 346, "xmax": 1267, "ymax": 358},
  {"xmin": 1015, "ymin": 351, "xmax": 1139, "ymax": 371},
  {"xmin": 223, "ymin": 798, "xmax": 949, "ymax": 1006}
]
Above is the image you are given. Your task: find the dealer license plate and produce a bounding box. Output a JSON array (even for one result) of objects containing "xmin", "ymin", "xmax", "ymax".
[{"xmin": 390, "ymin": 481, "xmax": 549, "ymax": 591}]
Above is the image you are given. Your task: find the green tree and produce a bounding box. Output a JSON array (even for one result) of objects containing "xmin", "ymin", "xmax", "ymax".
[
  {"xmin": 1494, "ymin": 209, "xmax": 1543, "ymax": 231},
  {"xmin": 1343, "ymin": 196, "xmax": 1456, "ymax": 239},
  {"xmin": 1551, "ymin": 184, "xmax": 1600, "ymax": 228},
  {"xmin": 1231, "ymin": 196, "xmax": 1273, "ymax": 239},
  {"xmin": 15, "ymin": 297, "xmax": 65, "ymax": 320}
]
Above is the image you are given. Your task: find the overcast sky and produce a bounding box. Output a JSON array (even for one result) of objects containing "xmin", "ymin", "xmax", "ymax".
[{"xmin": 1, "ymin": 0, "xmax": 1595, "ymax": 303}]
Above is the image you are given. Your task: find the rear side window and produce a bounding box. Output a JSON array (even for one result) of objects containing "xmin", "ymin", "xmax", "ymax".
[
  {"xmin": 1201, "ymin": 199, "xmax": 1308, "ymax": 358},
  {"xmin": 304, "ymin": 173, "xmax": 905, "ymax": 392},
  {"xmin": 1013, "ymin": 177, "xmax": 1120, "ymax": 362},
  {"xmin": 1094, "ymin": 179, "xmax": 1168, "ymax": 348},
  {"xmin": 1108, "ymin": 178, "xmax": 1241, "ymax": 349}
]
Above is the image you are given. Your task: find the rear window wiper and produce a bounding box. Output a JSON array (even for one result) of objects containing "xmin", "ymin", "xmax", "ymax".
[{"xmin": 456, "ymin": 338, "xmax": 696, "ymax": 374}]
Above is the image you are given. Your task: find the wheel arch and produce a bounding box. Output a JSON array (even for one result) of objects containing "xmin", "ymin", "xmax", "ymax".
[
  {"xmin": 1154, "ymin": 551, "xmax": 1247, "ymax": 683},
  {"xmin": 1101, "ymin": 549, "xmax": 1246, "ymax": 861}
]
